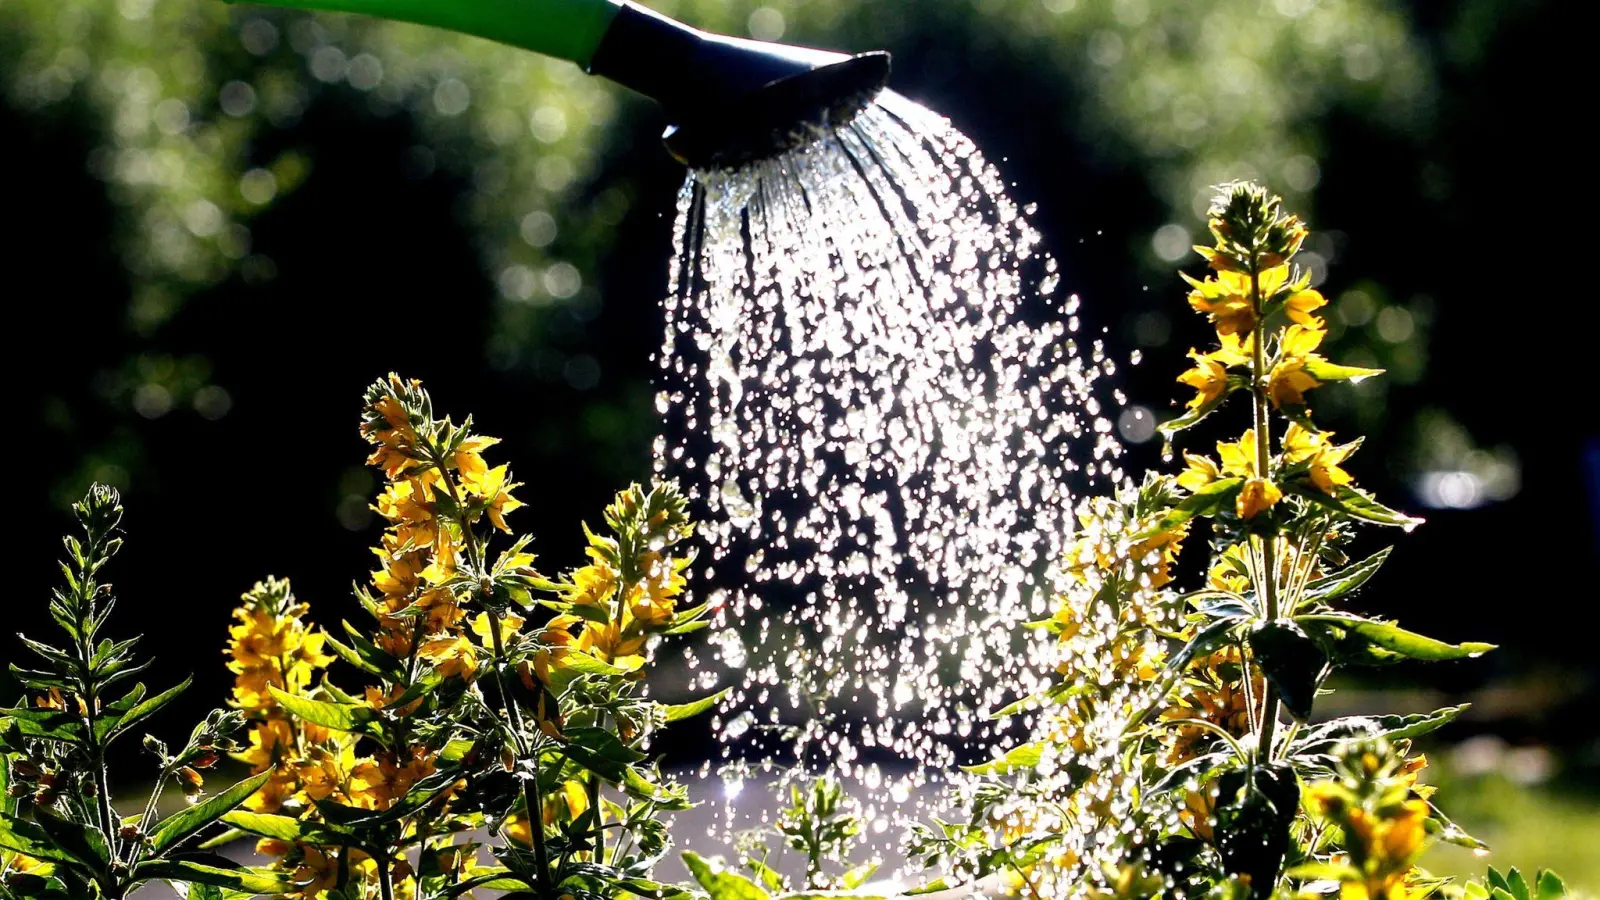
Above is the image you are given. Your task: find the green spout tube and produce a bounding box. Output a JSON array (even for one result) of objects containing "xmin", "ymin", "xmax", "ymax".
[
  {"xmin": 228, "ymin": 0, "xmax": 891, "ymax": 168},
  {"xmin": 232, "ymin": 0, "xmax": 623, "ymax": 68}
]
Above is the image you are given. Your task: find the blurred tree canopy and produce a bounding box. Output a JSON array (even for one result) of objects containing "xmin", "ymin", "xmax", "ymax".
[{"xmin": 4, "ymin": 0, "xmax": 1589, "ymax": 755}]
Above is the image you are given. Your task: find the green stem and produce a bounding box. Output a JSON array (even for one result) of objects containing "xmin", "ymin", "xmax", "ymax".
[
  {"xmin": 377, "ymin": 855, "xmax": 397, "ymax": 900},
  {"xmin": 486, "ymin": 610, "xmax": 553, "ymax": 897},
  {"xmin": 1248, "ymin": 258, "xmax": 1283, "ymax": 760}
]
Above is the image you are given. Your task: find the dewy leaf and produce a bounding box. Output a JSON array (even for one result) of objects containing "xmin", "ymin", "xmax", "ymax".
[
  {"xmin": 1285, "ymin": 483, "xmax": 1423, "ymax": 529},
  {"xmin": 681, "ymin": 851, "xmax": 772, "ymax": 900},
  {"xmin": 1300, "ymin": 548, "xmax": 1391, "ymax": 606},
  {"xmin": 661, "ymin": 688, "xmax": 729, "ymax": 723},
  {"xmin": 267, "ymin": 687, "xmax": 382, "ymax": 738},
  {"xmin": 1300, "ymin": 616, "xmax": 1495, "ymax": 662},
  {"xmin": 1294, "ymin": 705, "xmax": 1469, "ymax": 752},
  {"xmin": 1248, "ymin": 620, "xmax": 1326, "ymax": 721},
  {"xmin": 961, "ymin": 741, "xmax": 1047, "ymax": 776},
  {"xmin": 1214, "ymin": 763, "xmax": 1300, "ymax": 900},
  {"xmin": 148, "ymin": 769, "xmax": 273, "ymax": 854},
  {"xmin": 1141, "ymin": 478, "xmax": 1244, "ymax": 536},
  {"xmin": 1536, "ymin": 870, "xmax": 1568, "ymax": 900}
]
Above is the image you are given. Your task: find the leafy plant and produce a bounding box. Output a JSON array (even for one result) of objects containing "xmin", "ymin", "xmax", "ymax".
[
  {"xmin": 682, "ymin": 775, "xmax": 883, "ymax": 900},
  {"xmin": 902, "ymin": 183, "xmax": 1500, "ymax": 900},
  {"xmin": 207, "ymin": 374, "xmax": 715, "ymax": 900},
  {"xmin": 0, "ymin": 486, "xmax": 287, "ymax": 898}
]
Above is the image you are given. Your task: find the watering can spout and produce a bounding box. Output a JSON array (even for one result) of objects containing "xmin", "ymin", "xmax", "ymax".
[
  {"xmin": 227, "ymin": 0, "xmax": 890, "ymax": 168},
  {"xmin": 587, "ymin": 3, "xmax": 890, "ymax": 167}
]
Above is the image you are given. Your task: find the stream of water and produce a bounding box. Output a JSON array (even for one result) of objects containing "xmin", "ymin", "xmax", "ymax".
[{"xmin": 653, "ymin": 90, "xmax": 1134, "ymax": 865}]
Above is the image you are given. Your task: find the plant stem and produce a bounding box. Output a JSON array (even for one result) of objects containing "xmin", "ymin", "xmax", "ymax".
[
  {"xmin": 486, "ymin": 609, "xmax": 552, "ymax": 897},
  {"xmin": 1249, "ymin": 258, "xmax": 1283, "ymax": 760},
  {"xmin": 376, "ymin": 856, "xmax": 396, "ymax": 900}
]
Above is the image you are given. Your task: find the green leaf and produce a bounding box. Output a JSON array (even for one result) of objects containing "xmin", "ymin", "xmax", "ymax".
[
  {"xmin": 1300, "ymin": 548, "xmax": 1390, "ymax": 607},
  {"xmin": 1300, "ymin": 615, "xmax": 1495, "ymax": 663},
  {"xmin": 0, "ymin": 812, "xmax": 81, "ymax": 865},
  {"xmin": 1285, "ymin": 483, "xmax": 1422, "ymax": 529},
  {"xmin": 1140, "ymin": 478, "xmax": 1243, "ymax": 536},
  {"xmin": 32, "ymin": 807, "xmax": 110, "ymax": 871},
  {"xmin": 661, "ymin": 688, "xmax": 728, "ymax": 723},
  {"xmin": 104, "ymin": 677, "xmax": 191, "ymax": 743},
  {"xmin": 682, "ymin": 851, "xmax": 772, "ymax": 900},
  {"xmin": 1301, "ymin": 359, "xmax": 1384, "ymax": 383},
  {"xmin": 220, "ymin": 811, "xmax": 353, "ymax": 846},
  {"xmin": 148, "ymin": 769, "xmax": 274, "ymax": 854},
  {"xmin": 1294, "ymin": 705, "xmax": 1469, "ymax": 752},
  {"xmin": 267, "ymin": 687, "xmax": 382, "ymax": 739},
  {"xmin": 1214, "ymin": 763, "xmax": 1299, "ymax": 900},
  {"xmin": 0, "ymin": 707, "xmax": 86, "ymax": 744},
  {"xmin": 961, "ymin": 741, "xmax": 1047, "ymax": 776},
  {"xmin": 1425, "ymin": 800, "xmax": 1489, "ymax": 853},
  {"xmin": 562, "ymin": 726, "xmax": 647, "ymax": 782},
  {"xmin": 1536, "ymin": 870, "xmax": 1567, "ymax": 900},
  {"xmin": 440, "ymin": 869, "xmax": 533, "ymax": 897},
  {"xmin": 131, "ymin": 859, "xmax": 291, "ymax": 894},
  {"xmin": 1168, "ymin": 614, "xmax": 1248, "ymax": 674},
  {"xmin": 1248, "ymin": 620, "xmax": 1325, "ymax": 721}
]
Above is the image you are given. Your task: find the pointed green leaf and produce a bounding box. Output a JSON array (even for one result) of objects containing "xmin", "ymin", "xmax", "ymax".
[
  {"xmin": 0, "ymin": 707, "xmax": 86, "ymax": 745},
  {"xmin": 1248, "ymin": 619, "xmax": 1326, "ymax": 721},
  {"xmin": 1536, "ymin": 871, "xmax": 1567, "ymax": 900},
  {"xmin": 220, "ymin": 811, "xmax": 353, "ymax": 846},
  {"xmin": 266, "ymin": 688, "xmax": 382, "ymax": 739},
  {"xmin": 0, "ymin": 812, "xmax": 81, "ymax": 865},
  {"xmin": 1300, "ymin": 615, "xmax": 1495, "ymax": 662},
  {"xmin": 1294, "ymin": 706, "xmax": 1469, "ymax": 752},
  {"xmin": 104, "ymin": 677, "xmax": 191, "ymax": 743},
  {"xmin": 661, "ymin": 688, "xmax": 729, "ymax": 723},
  {"xmin": 131, "ymin": 859, "xmax": 291, "ymax": 894},
  {"xmin": 1301, "ymin": 548, "xmax": 1391, "ymax": 607},
  {"xmin": 681, "ymin": 851, "xmax": 772, "ymax": 900},
  {"xmin": 1140, "ymin": 478, "xmax": 1244, "ymax": 536},
  {"xmin": 1301, "ymin": 359, "xmax": 1384, "ymax": 383},
  {"xmin": 1285, "ymin": 483, "xmax": 1422, "ymax": 529},
  {"xmin": 32, "ymin": 807, "xmax": 110, "ymax": 871},
  {"xmin": 961, "ymin": 740, "xmax": 1047, "ymax": 776},
  {"xmin": 148, "ymin": 769, "xmax": 274, "ymax": 854}
]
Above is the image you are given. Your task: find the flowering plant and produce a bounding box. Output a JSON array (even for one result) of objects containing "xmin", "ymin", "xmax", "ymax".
[
  {"xmin": 2, "ymin": 376, "xmax": 716, "ymax": 900},
  {"xmin": 903, "ymin": 183, "xmax": 1520, "ymax": 900}
]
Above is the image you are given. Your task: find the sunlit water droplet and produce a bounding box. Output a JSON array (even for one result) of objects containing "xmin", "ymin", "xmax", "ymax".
[{"xmin": 653, "ymin": 91, "xmax": 1130, "ymax": 875}]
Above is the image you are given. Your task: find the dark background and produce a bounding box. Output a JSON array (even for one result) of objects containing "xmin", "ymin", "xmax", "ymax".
[{"xmin": 3, "ymin": 0, "xmax": 1595, "ymax": 880}]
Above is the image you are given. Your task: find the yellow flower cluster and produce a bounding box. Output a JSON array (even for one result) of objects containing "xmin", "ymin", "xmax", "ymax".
[
  {"xmin": 524, "ymin": 486, "xmax": 693, "ymax": 689},
  {"xmin": 1305, "ymin": 744, "xmax": 1438, "ymax": 900},
  {"xmin": 224, "ymin": 578, "xmax": 335, "ymax": 815},
  {"xmin": 359, "ymin": 373, "xmax": 524, "ymax": 678},
  {"xmin": 1168, "ymin": 183, "xmax": 1382, "ymax": 522}
]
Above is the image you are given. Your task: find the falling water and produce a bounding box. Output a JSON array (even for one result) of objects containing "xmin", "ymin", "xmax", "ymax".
[{"xmin": 652, "ymin": 91, "xmax": 1131, "ymax": 867}]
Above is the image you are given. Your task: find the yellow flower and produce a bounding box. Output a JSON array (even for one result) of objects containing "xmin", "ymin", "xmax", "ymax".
[
  {"xmin": 1207, "ymin": 544, "xmax": 1251, "ymax": 594},
  {"xmin": 1129, "ymin": 524, "xmax": 1187, "ymax": 590},
  {"xmin": 1284, "ymin": 287, "xmax": 1328, "ymax": 328},
  {"xmin": 1282, "ymin": 423, "xmax": 1358, "ymax": 495},
  {"xmin": 1237, "ymin": 477, "xmax": 1282, "ymax": 519},
  {"xmin": 453, "ymin": 435, "xmax": 500, "ymax": 488},
  {"xmin": 1184, "ymin": 270, "xmax": 1256, "ymax": 337},
  {"xmin": 1177, "ymin": 452, "xmax": 1220, "ymax": 492},
  {"xmin": 1268, "ymin": 324, "xmax": 1328, "ymax": 410},
  {"xmin": 470, "ymin": 611, "xmax": 524, "ymax": 648},
  {"xmin": 533, "ymin": 614, "xmax": 582, "ymax": 685},
  {"xmin": 1176, "ymin": 349, "xmax": 1231, "ymax": 410},
  {"xmin": 418, "ymin": 634, "xmax": 478, "ymax": 679},
  {"xmin": 466, "ymin": 464, "xmax": 522, "ymax": 533},
  {"xmin": 1181, "ymin": 787, "xmax": 1216, "ymax": 842},
  {"xmin": 567, "ymin": 560, "xmax": 619, "ymax": 607},
  {"xmin": 291, "ymin": 845, "xmax": 342, "ymax": 899},
  {"xmin": 630, "ymin": 551, "xmax": 688, "ymax": 627}
]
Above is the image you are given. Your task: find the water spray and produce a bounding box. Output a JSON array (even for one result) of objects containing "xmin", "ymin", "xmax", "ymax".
[{"xmin": 228, "ymin": 0, "xmax": 891, "ymax": 167}]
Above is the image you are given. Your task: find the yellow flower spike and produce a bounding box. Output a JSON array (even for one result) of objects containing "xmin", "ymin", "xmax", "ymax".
[
  {"xmin": 1237, "ymin": 477, "xmax": 1282, "ymax": 519},
  {"xmin": 452, "ymin": 435, "xmax": 500, "ymax": 487},
  {"xmin": 1177, "ymin": 453, "xmax": 1221, "ymax": 493}
]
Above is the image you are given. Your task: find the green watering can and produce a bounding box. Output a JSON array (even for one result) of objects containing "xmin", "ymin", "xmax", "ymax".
[{"xmin": 230, "ymin": 0, "xmax": 891, "ymax": 167}]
